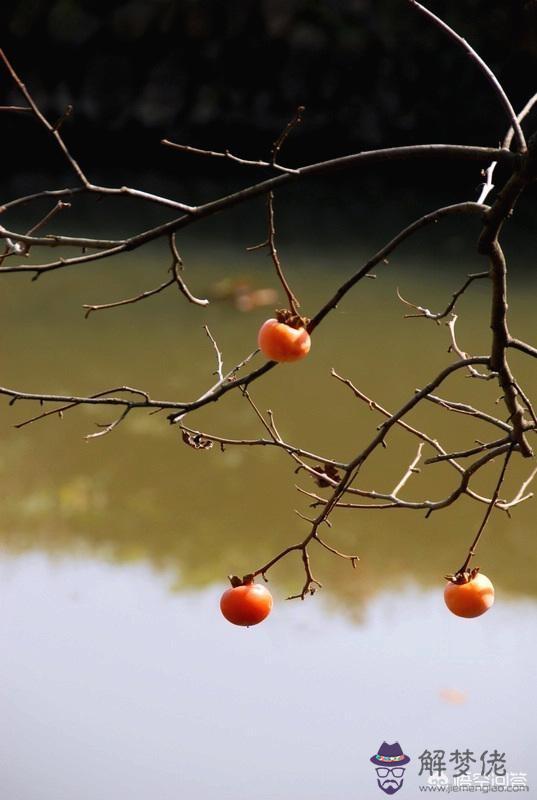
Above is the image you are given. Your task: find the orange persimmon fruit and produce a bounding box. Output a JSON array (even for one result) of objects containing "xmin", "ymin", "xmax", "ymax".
[
  {"xmin": 444, "ymin": 572, "xmax": 495, "ymax": 618},
  {"xmin": 220, "ymin": 581, "xmax": 273, "ymax": 627},
  {"xmin": 258, "ymin": 318, "xmax": 311, "ymax": 362}
]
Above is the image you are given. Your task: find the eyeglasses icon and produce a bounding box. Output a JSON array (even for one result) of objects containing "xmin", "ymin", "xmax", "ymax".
[{"xmin": 376, "ymin": 767, "xmax": 405, "ymax": 779}]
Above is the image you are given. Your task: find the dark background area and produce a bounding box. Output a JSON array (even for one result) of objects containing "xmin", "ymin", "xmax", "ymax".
[{"xmin": 1, "ymin": 0, "xmax": 537, "ymax": 180}]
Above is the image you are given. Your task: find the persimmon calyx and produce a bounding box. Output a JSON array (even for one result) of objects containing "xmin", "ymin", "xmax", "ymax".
[
  {"xmin": 444, "ymin": 566, "xmax": 481, "ymax": 585},
  {"xmin": 227, "ymin": 573, "xmax": 255, "ymax": 588},
  {"xmin": 275, "ymin": 308, "xmax": 310, "ymax": 329}
]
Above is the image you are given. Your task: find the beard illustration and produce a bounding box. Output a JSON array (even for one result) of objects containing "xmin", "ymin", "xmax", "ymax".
[{"xmin": 377, "ymin": 775, "xmax": 405, "ymax": 795}]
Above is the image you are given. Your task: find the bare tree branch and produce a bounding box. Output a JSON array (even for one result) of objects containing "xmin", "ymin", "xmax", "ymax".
[
  {"xmin": 396, "ymin": 272, "xmax": 488, "ymax": 322},
  {"xmin": 309, "ymin": 202, "xmax": 487, "ymax": 333},
  {"xmin": 503, "ymin": 91, "xmax": 537, "ymax": 150},
  {"xmin": 83, "ymin": 277, "xmax": 175, "ymax": 318},
  {"xmin": 265, "ymin": 191, "xmax": 301, "ymax": 315},
  {"xmin": 161, "ymin": 139, "xmax": 299, "ymax": 174},
  {"xmin": 0, "ymin": 48, "xmax": 90, "ymax": 184},
  {"xmin": 271, "ymin": 105, "xmax": 305, "ymax": 167},
  {"xmin": 408, "ymin": 1, "xmax": 526, "ymax": 152},
  {"xmin": 169, "ymin": 234, "xmax": 209, "ymax": 306},
  {"xmin": 446, "ymin": 314, "xmax": 495, "ymax": 379},
  {"xmin": 452, "ymin": 444, "xmax": 514, "ymax": 577},
  {"xmin": 508, "ymin": 338, "xmax": 537, "ymax": 359}
]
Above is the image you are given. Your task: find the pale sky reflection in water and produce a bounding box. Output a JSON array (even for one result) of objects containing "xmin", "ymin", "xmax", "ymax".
[
  {"xmin": 1, "ymin": 214, "xmax": 537, "ymax": 797},
  {"xmin": 0, "ymin": 555, "xmax": 536, "ymax": 800}
]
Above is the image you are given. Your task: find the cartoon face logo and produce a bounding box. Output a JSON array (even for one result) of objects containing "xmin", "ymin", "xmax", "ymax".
[{"xmin": 370, "ymin": 742, "xmax": 411, "ymax": 794}]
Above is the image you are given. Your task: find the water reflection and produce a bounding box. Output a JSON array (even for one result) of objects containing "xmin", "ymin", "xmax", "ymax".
[{"xmin": 0, "ymin": 554, "xmax": 535, "ymax": 800}]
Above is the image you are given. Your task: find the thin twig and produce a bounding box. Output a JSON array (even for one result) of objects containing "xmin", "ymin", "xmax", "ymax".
[
  {"xmin": 446, "ymin": 314, "xmax": 495, "ymax": 379},
  {"xmin": 170, "ymin": 233, "xmax": 209, "ymax": 306},
  {"xmin": 455, "ymin": 444, "xmax": 514, "ymax": 575},
  {"xmin": 53, "ymin": 104, "xmax": 73, "ymax": 133},
  {"xmin": 503, "ymin": 91, "xmax": 537, "ymax": 150},
  {"xmin": 477, "ymin": 161, "xmax": 497, "ymax": 205},
  {"xmin": 0, "ymin": 105, "xmax": 32, "ymax": 113},
  {"xmin": 83, "ymin": 278, "xmax": 175, "ymax": 318},
  {"xmin": 501, "ymin": 466, "xmax": 537, "ymax": 511},
  {"xmin": 26, "ymin": 201, "xmax": 71, "ymax": 238},
  {"xmin": 0, "ymin": 48, "xmax": 90, "ymax": 184},
  {"xmin": 508, "ymin": 337, "xmax": 537, "ymax": 360},
  {"xmin": 271, "ymin": 105, "xmax": 305, "ymax": 167},
  {"xmin": 513, "ymin": 380, "xmax": 537, "ymax": 428},
  {"xmin": 476, "ymin": 91, "xmax": 537, "ymax": 205},
  {"xmin": 85, "ymin": 407, "xmax": 131, "ymax": 440},
  {"xmin": 204, "ymin": 326, "xmax": 224, "ymax": 382},
  {"xmin": 266, "ymin": 191, "xmax": 300, "ymax": 315},
  {"xmin": 424, "ymin": 393, "xmax": 512, "ymax": 432},
  {"xmin": 392, "ymin": 443, "xmax": 424, "ymax": 497},
  {"xmin": 0, "ymin": 185, "xmax": 195, "ymax": 217},
  {"xmin": 314, "ymin": 533, "xmax": 359, "ymax": 567},
  {"xmin": 179, "ymin": 423, "xmax": 347, "ymax": 467},
  {"xmin": 425, "ymin": 437, "xmax": 510, "ymax": 464},
  {"xmin": 408, "ymin": 1, "xmax": 526, "ymax": 152},
  {"xmin": 396, "ymin": 272, "xmax": 488, "ymax": 321},
  {"xmin": 161, "ymin": 139, "xmax": 299, "ymax": 174}
]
